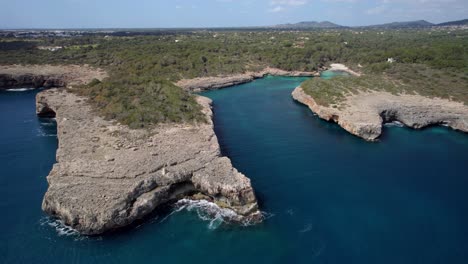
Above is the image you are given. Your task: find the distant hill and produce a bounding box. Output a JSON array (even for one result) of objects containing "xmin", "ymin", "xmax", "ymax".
[
  {"xmin": 437, "ymin": 19, "xmax": 468, "ymax": 26},
  {"xmin": 274, "ymin": 21, "xmax": 343, "ymax": 29},
  {"xmin": 364, "ymin": 20, "xmax": 434, "ymax": 29},
  {"xmin": 270, "ymin": 18, "xmax": 467, "ymax": 30}
]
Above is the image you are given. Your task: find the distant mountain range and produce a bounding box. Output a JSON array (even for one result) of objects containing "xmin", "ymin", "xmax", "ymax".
[
  {"xmin": 363, "ymin": 20, "xmax": 434, "ymax": 29},
  {"xmin": 437, "ymin": 19, "xmax": 468, "ymax": 26},
  {"xmin": 274, "ymin": 21, "xmax": 342, "ymax": 29},
  {"xmin": 272, "ymin": 19, "xmax": 467, "ymax": 29}
]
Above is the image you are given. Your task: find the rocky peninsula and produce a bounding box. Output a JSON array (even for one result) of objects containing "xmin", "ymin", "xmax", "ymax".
[
  {"xmin": 6, "ymin": 61, "xmax": 466, "ymax": 235},
  {"xmin": 293, "ymin": 87, "xmax": 468, "ymax": 141},
  {"xmin": 176, "ymin": 67, "xmax": 319, "ymax": 92},
  {"xmin": 0, "ymin": 64, "xmax": 261, "ymax": 235},
  {"xmin": 37, "ymin": 88, "xmax": 261, "ymax": 235}
]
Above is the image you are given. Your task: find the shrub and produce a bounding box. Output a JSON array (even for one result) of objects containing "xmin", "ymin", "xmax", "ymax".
[{"xmin": 76, "ymin": 76, "xmax": 206, "ymax": 128}]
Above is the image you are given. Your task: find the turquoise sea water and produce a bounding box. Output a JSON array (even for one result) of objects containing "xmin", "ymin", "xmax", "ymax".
[
  {"xmin": 320, "ymin": 70, "xmax": 350, "ymax": 79},
  {"xmin": 1, "ymin": 77, "xmax": 468, "ymax": 263}
]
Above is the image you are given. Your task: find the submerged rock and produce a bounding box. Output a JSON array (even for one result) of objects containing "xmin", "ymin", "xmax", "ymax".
[
  {"xmin": 37, "ymin": 89, "xmax": 261, "ymax": 235},
  {"xmin": 292, "ymin": 87, "xmax": 468, "ymax": 141}
]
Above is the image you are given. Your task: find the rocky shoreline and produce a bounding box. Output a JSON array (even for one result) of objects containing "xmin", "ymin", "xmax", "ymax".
[
  {"xmin": 0, "ymin": 64, "xmax": 107, "ymax": 90},
  {"xmin": 10, "ymin": 61, "xmax": 466, "ymax": 235},
  {"xmin": 292, "ymin": 87, "xmax": 468, "ymax": 141},
  {"xmin": 176, "ymin": 67, "xmax": 319, "ymax": 92},
  {"xmin": 1, "ymin": 65, "xmax": 318, "ymax": 92},
  {"xmin": 1, "ymin": 64, "xmax": 320, "ymax": 235},
  {"xmin": 36, "ymin": 89, "xmax": 261, "ymax": 235}
]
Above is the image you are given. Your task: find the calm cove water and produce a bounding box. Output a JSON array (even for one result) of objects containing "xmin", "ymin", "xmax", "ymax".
[{"xmin": 1, "ymin": 76, "xmax": 468, "ymax": 264}]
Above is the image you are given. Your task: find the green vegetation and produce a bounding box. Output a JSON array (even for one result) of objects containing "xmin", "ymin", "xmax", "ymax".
[
  {"xmin": 76, "ymin": 76, "xmax": 206, "ymax": 129},
  {"xmin": 1, "ymin": 28, "xmax": 467, "ymax": 126},
  {"xmin": 1, "ymin": 29, "xmax": 466, "ymax": 80},
  {"xmin": 302, "ymin": 63, "xmax": 468, "ymax": 107},
  {"xmin": 65, "ymin": 44, "xmax": 99, "ymax": 50}
]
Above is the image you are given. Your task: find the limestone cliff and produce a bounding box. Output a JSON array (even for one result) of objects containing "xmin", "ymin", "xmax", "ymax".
[
  {"xmin": 37, "ymin": 89, "xmax": 261, "ymax": 235},
  {"xmin": 292, "ymin": 87, "xmax": 468, "ymax": 141},
  {"xmin": 0, "ymin": 65, "xmax": 107, "ymax": 89}
]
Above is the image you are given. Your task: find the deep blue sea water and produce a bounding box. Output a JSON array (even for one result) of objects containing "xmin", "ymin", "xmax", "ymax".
[{"xmin": 1, "ymin": 77, "xmax": 468, "ymax": 264}]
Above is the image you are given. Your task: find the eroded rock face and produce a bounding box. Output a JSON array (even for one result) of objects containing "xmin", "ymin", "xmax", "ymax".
[
  {"xmin": 0, "ymin": 74, "xmax": 66, "ymax": 89},
  {"xmin": 37, "ymin": 89, "xmax": 260, "ymax": 235},
  {"xmin": 176, "ymin": 67, "xmax": 319, "ymax": 92},
  {"xmin": 292, "ymin": 87, "xmax": 468, "ymax": 141},
  {"xmin": 0, "ymin": 65, "xmax": 108, "ymax": 89}
]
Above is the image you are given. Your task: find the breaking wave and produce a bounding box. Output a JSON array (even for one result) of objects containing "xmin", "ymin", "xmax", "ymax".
[
  {"xmin": 384, "ymin": 121, "xmax": 405, "ymax": 127},
  {"xmin": 40, "ymin": 121, "xmax": 56, "ymax": 126},
  {"xmin": 173, "ymin": 199, "xmax": 238, "ymax": 229},
  {"xmin": 36, "ymin": 128, "xmax": 57, "ymax": 137},
  {"xmin": 173, "ymin": 199, "xmax": 268, "ymax": 229},
  {"xmin": 37, "ymin": 119, "xmax": 57, "ymax": 137},
  {"xmin": 5, "ymin": 88, "xmax": 36, "ymax": 92},
  {"xmin": 40, "ymin": 217, "xmax": 80, "ymax": 237}
]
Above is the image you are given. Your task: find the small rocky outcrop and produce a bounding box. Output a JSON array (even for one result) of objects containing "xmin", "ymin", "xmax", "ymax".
[
  {"xmin": 176, "ymin": 67, "xmax": 319, "ymax": 92},
  {"xmin": 0, "ymin": 64, "xmax": 107, "ymax": 90},
  {"xmin": 328, "ymin": 63, "xmax": 361, "ymax": 76},
  {"xmin": 292, "ymin": 87, "xmax": 468, "ymax": 141},
  {"xmin": 37, "ymin": 89, "xmax": 261, "ymax": 235}
]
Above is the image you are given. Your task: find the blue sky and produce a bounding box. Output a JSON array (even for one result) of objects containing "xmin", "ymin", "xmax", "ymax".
[{"xmin": 1, "ymin": 0, "xmax": 467, "ymax": 28}]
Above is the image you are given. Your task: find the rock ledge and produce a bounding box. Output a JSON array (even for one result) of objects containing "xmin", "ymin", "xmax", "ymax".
[
  {"xmin": 292, "ymin": 87, "xmax": 468, "ymax": 141},
  {"xmin": 0, "ymin": 64, "xmax": 107, "ymax": 89}
]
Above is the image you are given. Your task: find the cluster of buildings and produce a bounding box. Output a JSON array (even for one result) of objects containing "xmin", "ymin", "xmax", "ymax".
[{"xmin": 0, "ymin": 30, "xmax": 115, "ymax": 39}]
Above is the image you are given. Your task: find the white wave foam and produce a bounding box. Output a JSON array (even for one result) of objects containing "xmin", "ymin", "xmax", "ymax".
[
  {"xmin": 40, "ymin": 217, "xmax": 80, "ymax": 237},
  {"xmin": 299, "ymin": 224, "xmax": 313, "ymax": 233},
  {"xmin": 40, "ymin": 122, "xmax": 56, "ymax": 126},
  {"xmin": 36, "ymin": 128, "xmax": 57, "ymax": 137},
  {"xmin": 156, "ymin": 205, "xmax": 187, "ymax": 224},
  {"xmin": 37, "ymin": 132, "xmax": 57, "ymax": 137},
  {"xmin": 261, "ymin": 211, "xmax": 275, "ymax": 220},
  {"xmin": 175, "ymin": 199, "xmax": 236, "ymax": 222},
  {"xmin": 173, "ymin": 199, "xmax": 251, "ymax": 229},
  {"xmin": 384, "ymin": 121, "xmax": 404, "ymax": 127},
  {"xmin": 5, "ymin": 88, "xmax": 36, "ymax": 92}
]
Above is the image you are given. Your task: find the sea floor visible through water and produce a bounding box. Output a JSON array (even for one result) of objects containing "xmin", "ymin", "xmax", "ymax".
[{"xmin": 1, "ymin": 76, "xmax": 468, "ymax": 263}]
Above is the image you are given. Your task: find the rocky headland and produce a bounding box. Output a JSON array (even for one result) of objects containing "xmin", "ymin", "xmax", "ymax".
[
  {"xmin": 13, "ymin": 61, "xmax": 465, "ymax": 235},
  {"xmin": 36, "ymin": 88, "xmax": 261, "ymax": 235},
  {"xmin": 292, "ymin": 87, "xmax": 468, "ymax": 141},
  {"xmin": 176, "ymin": 67, "xmax": 319, "ymax": 92},
  {"xmin": 0, "ymin": 64, "xmax": 107, "ymax": 89}
]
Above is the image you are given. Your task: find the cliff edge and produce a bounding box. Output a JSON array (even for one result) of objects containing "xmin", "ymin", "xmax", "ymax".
[
  {"xmin": 292, "ymin": 87, "xmax": 468, "ymax": 141},
  {"xmin": 0, "ymin": 64, "xmax": 107, "ymax": 89},
  {"xmin": 37, "ymin": 89, "xmax": 261, "ymax": 235}
]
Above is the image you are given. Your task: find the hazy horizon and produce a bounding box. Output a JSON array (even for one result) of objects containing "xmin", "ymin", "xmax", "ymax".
[
  {"xmin": 1, "ymin": 0, "xmax": 467, "ymax": 29},
  {"xmin": 1, "ymin": 17, "xmax": 466, "ymax": 31}
]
